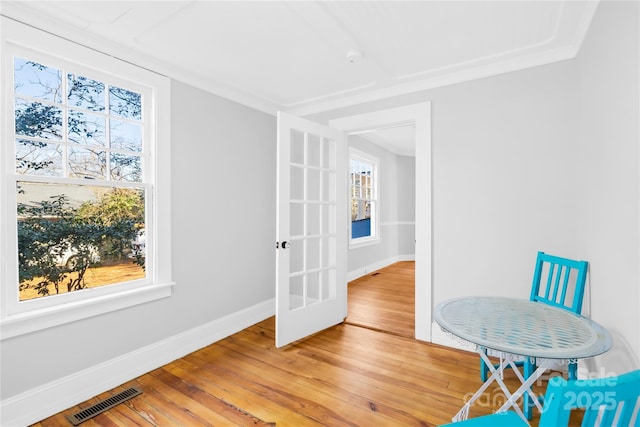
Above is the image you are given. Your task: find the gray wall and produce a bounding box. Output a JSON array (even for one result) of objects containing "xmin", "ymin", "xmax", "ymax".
[
  {"xmin": 0, "ymin": 81, "xmax": 277, "ymax": 399},
  {"xmin": 397, "ymin": 155, "xmax": 417, "ymax": 255},
  {"xmin": 347, "ymin": 136, "xmax": 416, "ymax": 276},
  {"xmin": 310, "ymin": 1, "xmax": 639, "ymax": 363},
  {"xmin": 310, "ymin": 58, "xmax": 582, "ymax": 301},
  {"xmin": 171, "ymin": 82, "xmax": 276, "ymax": 324}
]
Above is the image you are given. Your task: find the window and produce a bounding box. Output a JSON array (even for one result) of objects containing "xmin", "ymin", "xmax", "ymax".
[
  {"xmin": 350, "ymin": 148, "xmax": 379, "ymax": 247},
  {"xmin": 14, "ymin": 58, "xmax": 147, "ymax": 301},
  {"xmin": 1, "ymin": 18, "xmax": 173, "ymax": 338}
]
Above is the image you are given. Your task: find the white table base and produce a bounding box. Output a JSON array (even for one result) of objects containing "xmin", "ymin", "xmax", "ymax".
[{"xmin": 453, "ymin": 349, "xmax": 550, "ymax": 424}]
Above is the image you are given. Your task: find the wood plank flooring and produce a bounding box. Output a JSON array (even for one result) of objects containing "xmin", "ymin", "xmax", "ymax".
[
  {"xmin": 346, "ymin": 261, "xmax": 415, "ymax": 338},
  {"xmin": 33, "ymin": 262, "xmax": 569, "ymax": 426}
]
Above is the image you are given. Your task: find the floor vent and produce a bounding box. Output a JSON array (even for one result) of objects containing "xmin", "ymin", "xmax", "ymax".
[{"xmin": 66, "ymin": 387, "xmax": 142, "ymax": 425}]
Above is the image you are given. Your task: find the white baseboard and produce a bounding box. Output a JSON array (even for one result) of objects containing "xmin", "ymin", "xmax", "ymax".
[
  {"xmin": 347, "ymin": 254, "xmax": 415, "ymax": 282},
  {"xmin": 0, "ymin": 298, "xmax": 275, "ymax": 427}
]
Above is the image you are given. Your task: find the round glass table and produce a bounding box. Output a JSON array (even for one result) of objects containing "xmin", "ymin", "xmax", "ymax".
[{"xmin": 434, "ymin": 296, "xmax": 612, "ymax": 423}]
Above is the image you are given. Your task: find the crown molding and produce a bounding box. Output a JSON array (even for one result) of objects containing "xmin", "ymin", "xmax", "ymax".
[
  {"xmin": 1, "ymin": 0, "xmax": 599, "ymax": 117},
  {"xmin": 0, "ymin": 4, "xmax": 281, "ymax": 116},
  {"xmin": 289, "ymin": 42, "xmax": 586, "ymax": 116},
  {"xmin": 285, "ymin": 1, "xmax": 599, "ymax": 115}
]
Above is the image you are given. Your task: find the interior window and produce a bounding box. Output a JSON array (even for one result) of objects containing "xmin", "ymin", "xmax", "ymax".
[{"xmin": 350, "ymin": 149, "xmax": 378, "ymax": 245}]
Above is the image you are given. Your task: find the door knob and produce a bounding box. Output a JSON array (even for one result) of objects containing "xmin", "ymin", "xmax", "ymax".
[{"xmin": 281, "ymin": 241, "xmax": 290, "ymax": 249}]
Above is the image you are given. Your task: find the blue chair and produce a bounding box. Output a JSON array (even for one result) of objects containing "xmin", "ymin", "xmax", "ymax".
[
  {"xmin": 480, "ymin": 251, "xmax": 589, "ymax": 418},
  {"xmin": 439, "ymin": 369, "xmax": 640, "ymax": 426}
]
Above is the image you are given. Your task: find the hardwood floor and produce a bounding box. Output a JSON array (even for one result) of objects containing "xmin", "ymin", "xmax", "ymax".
[
  {"xmin": 33, "ymin": 262, "xmax": 566, "ymax": 427},
  {"xmin": 346, "ymin": 261, "xmax": 415, "ymax": 338}
]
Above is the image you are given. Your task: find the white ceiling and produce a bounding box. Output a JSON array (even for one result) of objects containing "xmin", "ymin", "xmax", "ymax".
[{"xmin": 1, "ymin": 1, "xmax": 598, "ymax": 156}]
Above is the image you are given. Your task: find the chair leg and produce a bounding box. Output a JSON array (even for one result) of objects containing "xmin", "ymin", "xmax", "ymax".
[
  {"xmin": 568, "ymin": 361, "xmax": 577, "ymax": 380},
  {"xmin": 523, "ymin": 357, "xmax": 535, "ymax": 420},
  {"xmin": 523, "ymin": 360, "xmax": 574, "ymax": 420},
  {"xmin": 480, "ymin": 349, "xmax": 489, "ymax": 382}
]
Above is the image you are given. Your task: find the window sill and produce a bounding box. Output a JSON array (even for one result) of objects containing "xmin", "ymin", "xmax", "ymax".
[
  {"xmin": 349, "ymin": 237, "xmax": 381, "ymax": 250},
  {"xmin": 0, "ymin": 282, "xmax": 174, "ymax": 340}
]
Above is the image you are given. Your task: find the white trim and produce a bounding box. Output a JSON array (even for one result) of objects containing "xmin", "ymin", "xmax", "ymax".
[
  {"xmin": 0, "ymin": 8, "xmax": 279, "ymax": 116},
  {"xmin": 330, "ymin": 102, "xmax": 432, "ymax": 342},
  {"xmin": 0, "ymin": 17, "xmax": 173, "ymax": 339},
  {"xmin": 0, "ymin": 298, "xmax": 275, "ymax": 427},
  {"xmin": 349, "ymin": 147, "xmax": 379, "ymax": 247},
  {"xmin": 289, "ymin": 48, "xmax": 573, "ymax": 116},
  {"xmin": 347, "ymin": 254, "xmax": 415, "ymax": 283},
  {"xmin": 0, "ymin": 282, "xmax": 173, "ymax": 339},
  {"xmin": 348, "ymin": 236, "xmax": 381, "ymax": 250},
  {"xmin": 0, "ymin": 2, "xmax": 600, "ymax": 117},
  {"xmin": 287, "ymin": 1, "xmax": 601, "ymax": 116}
]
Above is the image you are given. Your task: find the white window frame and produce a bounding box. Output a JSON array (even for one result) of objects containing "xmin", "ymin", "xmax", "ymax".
[
  {"xmin": 0, "ymin": 17, "xmax": 174, "ymax": 339},
  {"xmin": 349, "ymin": 148, "xmax": 380, "ymax": 249}
]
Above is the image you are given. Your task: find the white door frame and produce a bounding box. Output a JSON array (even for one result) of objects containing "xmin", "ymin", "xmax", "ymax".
[{"xmin": 329, "ymin": 102, "xmax": 432, "ymax": 342}]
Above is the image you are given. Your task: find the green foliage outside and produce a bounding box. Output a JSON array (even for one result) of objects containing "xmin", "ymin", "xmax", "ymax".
[{"xmin": 18, "ymin": 187, "xmax": 145, "ymax": 298}]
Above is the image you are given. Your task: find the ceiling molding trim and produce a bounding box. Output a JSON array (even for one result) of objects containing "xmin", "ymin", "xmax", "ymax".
[
  {"xmin": 566, "ymin": 0, "xmax": 600, "ymax": 58},
  {"xmin": 0, "ymin": 6, "xmax": 281, "ymax": 116},
  {"xmin": 157, "ymin": 65, "xmax": 281, "ymax": 116},
  {"xmin": 1, "ymin": 0, "xmax": 600, "ymax": 118},
  {"xmin": 280, "ymin": 80, "xmax": 379, "ymax": 109},
  {"xmin": 287, "ymin": 0, "xmax": 600, "ymax": 116},
  {"xmin": 287, "ymin": 44, "xmax": 578, "ymax": 117}
]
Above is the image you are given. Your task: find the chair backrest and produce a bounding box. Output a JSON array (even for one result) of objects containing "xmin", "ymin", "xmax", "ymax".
[
  {"xmin": 539, "ymin": 369, "xmax": 640, "ymax": 427},
  {"xmin": 529, "ymin": 251, "xmax": 588, "ymax": 314}
]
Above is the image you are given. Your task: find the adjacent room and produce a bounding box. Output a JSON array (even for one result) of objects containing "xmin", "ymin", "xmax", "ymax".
[{"xmin": 1, "ymin": 1, "xmax": 639, "ymax": 426}]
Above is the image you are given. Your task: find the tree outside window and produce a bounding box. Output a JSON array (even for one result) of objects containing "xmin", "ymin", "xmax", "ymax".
[
  {"xmin": 13, "ymin": 58, "xmax": 147, "ymax": 301},
  {"xmin": 2, "ymin": 18, "xmax": 171, "ymax": 339}
]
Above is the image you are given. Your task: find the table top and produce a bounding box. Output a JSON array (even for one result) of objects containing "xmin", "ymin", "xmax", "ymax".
[{"xmin": 434, "ymin": 296, "xmax": 612, "ymax": 359}]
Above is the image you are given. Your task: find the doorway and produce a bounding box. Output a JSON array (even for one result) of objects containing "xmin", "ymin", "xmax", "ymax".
[
  {"xmin": 329, "ymin": 102, "xmax": 432, "ymax": 342},
  {"xmin": 344, "ymin": 124, "xmax": 416, "ymax": 337},
  {"xmin": 346, "ymin": 261, "xmax": 415, "ymax": 338}
]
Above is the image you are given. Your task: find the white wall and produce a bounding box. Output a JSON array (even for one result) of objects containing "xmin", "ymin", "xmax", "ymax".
[
  {"xmin": 575, "ymin": 0, "xmax": 640, "ymax": 372},
  {"xmin": 347, "ymin": 136, "xmax": 416, "ymax": 279},
  {"xmin": 310, "ymin": 1, "xmax": 640, "ymax": 363}
]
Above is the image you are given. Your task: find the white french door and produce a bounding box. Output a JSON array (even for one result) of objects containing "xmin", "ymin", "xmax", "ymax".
[{"xmin": 275, "ymin": 111, "xmax": 347, "ymax": 348}]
